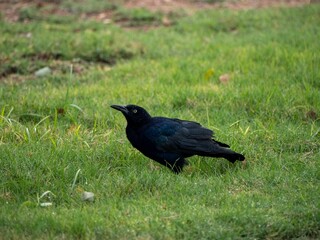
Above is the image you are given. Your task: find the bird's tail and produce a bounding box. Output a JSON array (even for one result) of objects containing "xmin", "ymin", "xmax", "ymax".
[
  {"xmin": 220, "ymin": 151, "xmax": 245, "ymax": 163},
  {"xmin": 211, "ymin": 140, "xmax": 245, "ymax": 163},
  {"xmin": 204, "ymin": 143, "xmax": 245, "ymax": 163}
]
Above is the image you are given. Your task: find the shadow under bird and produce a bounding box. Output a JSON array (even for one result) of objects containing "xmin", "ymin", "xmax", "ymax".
[{"xmin": 111, "ymin": 104, "xmax": 245, "ymax": 173}]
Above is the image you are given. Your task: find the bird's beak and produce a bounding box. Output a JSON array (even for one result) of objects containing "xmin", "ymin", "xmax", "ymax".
[{"xmin": 111, "ymin": 105, "xmax": 129, "ymax": 114}]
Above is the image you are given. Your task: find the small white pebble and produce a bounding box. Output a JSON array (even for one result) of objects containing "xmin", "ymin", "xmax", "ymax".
[
  {"xmin": 40, "ymin": 202, "xmax": 52, "ymax": 207},
  {"xmin": 82, "ymin": 191, "xmax": 94, "ymax": 202},
  {"xmin": 35, "ymin": 67, "xmax": 51, "ymax": 77}
]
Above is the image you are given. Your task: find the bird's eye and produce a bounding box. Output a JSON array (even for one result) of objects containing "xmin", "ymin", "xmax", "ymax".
[{"xmin": 132, "ymin": 109, "xmax": 138, "ymax": 114}]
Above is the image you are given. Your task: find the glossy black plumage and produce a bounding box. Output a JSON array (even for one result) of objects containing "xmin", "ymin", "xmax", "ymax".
[{"xmin": 111, "ymin": 104, "xmax": 245, "ymax": 173}]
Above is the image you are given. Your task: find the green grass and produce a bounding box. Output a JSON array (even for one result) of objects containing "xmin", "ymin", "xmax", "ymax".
[{"xmin": 1, "ymin": 3, "xmax": 320, "ymax": 239}]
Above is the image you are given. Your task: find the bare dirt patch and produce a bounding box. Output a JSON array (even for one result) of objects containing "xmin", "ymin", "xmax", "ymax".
[
  {"xmin": 124, "ymin": 0, "xmax": 310, "ymax": 12},
  {"xmin": 125, "ymin": 0, "xmax": 214, "ymax": 13},
  {"xmin": 0, "ymin": 0, "xmax": 311, "ymax": 23},
  {"xmin": 87, "ymin": 0, "xmax": 311, "ymax": 29},
  {"xmin": 221, "ymin": 0, "xmax": 310, "ymax": 10}
]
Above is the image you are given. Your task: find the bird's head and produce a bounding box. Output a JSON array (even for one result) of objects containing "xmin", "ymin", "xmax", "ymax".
[{"xmin": 111, "ymin": 104, "xmax": 152, "ymax": 127}]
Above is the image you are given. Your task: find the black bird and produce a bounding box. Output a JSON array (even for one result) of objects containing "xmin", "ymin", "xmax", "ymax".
[{"xmin": 111, "ymin": 104, "xmax": 245, "ymax": 173}]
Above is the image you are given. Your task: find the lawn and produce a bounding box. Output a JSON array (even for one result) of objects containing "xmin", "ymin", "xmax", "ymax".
[{"xmin": 0, "ymin": 1, "xmax": 319, "ymax": 239}]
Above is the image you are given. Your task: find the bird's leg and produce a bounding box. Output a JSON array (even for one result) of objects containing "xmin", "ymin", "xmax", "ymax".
[{"xmin": 164, "ymin": 158, "xmax": 185, "ymax": 174}]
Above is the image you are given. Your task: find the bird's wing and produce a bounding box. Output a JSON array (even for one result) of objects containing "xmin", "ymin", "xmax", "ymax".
[
  {"xmin": 142, "ymin": 118, "xmax": 228, "ymax": 155},
  {"xmin": 168, "ymin": 119, "xmax": 218, "ymax": 153}
]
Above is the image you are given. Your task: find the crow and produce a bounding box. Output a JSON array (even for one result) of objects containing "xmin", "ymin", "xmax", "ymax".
[{"xmin": 111, "ymin": 104, "xmax": 245, "ymax": 173}]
